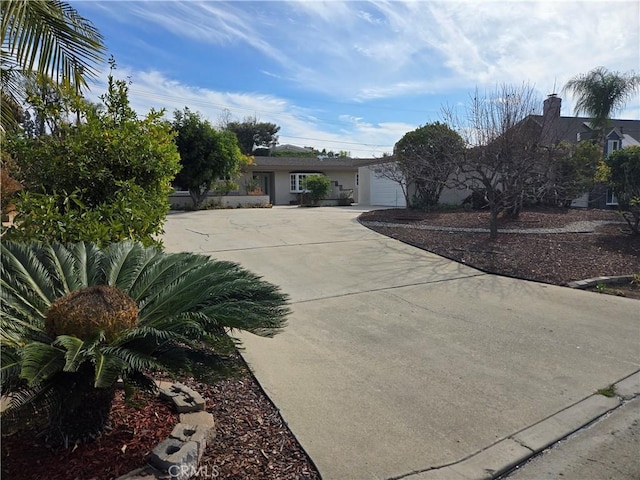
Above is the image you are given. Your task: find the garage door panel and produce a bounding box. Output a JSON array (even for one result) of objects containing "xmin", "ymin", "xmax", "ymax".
[{"xmin": 370, "ymin": 173, "xmax": 406, "ymax": 207}]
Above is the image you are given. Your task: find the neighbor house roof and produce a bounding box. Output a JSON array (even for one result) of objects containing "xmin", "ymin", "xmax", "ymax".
[
  {"xmin": 529, "ymin": 115, "xmax": 640, "ymax": 144},
  {"xmin": 272, "ymin": 144, "xmax": 314, "ymax": 153}
]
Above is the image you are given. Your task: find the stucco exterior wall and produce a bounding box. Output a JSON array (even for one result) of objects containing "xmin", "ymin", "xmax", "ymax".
[{"xmin": 238, "ymin": 170, "xmax": 358, "ymax": 205}]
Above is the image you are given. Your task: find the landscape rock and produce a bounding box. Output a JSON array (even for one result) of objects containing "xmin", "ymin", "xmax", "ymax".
[
  {"xmin": 149, "ymin": 438, "xmax": 199, "ymax": 479},
  {"xmin": 159, "ymin": 382, "xmax": 205, "ymax": 412}
]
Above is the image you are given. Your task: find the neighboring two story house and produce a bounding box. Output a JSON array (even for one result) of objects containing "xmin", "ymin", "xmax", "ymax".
[
  {"xmin": 358, "ymin": 95, "xmax": 640, "ymax": 208},
  {"xmin": 531, "ymin": 94, "xmax": 640, "ymax": 208}
]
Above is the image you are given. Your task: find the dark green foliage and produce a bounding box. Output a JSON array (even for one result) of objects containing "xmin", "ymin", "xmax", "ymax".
[
  {"xmin": 605, "ymin": 146, "xmax": 640, "ymax": 207},
  {"xmin": 394, "ymin": 122, "xmax": 465, "ymax": 209},
  {"xmin": 1, "ymin": 240, "xmax": 289, "ymax": 447},
  {"xmin": 172, "ymin": 108, "xmax": 245, "ymax": 209},
  {"xmin": 226, "ymin": 116, "xmax": 280, "ymax": 155},
  {"xmin": 537, "ymin": 141, "xmax": 600, "ymax": 207},
  {"xmin": 5, "ymin": 74, "xmax": 180, "ymax": 246},
  {"xmin": 301, "ymin": 174, "xmax": 332, "ymax": 205}
]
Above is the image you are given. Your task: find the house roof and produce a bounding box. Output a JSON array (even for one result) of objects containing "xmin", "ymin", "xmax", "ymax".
[
  {"xmin": 530, "ymin": 115, "xmax": 640, "ymax": 144},
  {"xmin": 249, "ymin": 156, "xmax": 376, "ymax": 171},
  {"xmin": 272, "ymin": 144, "xmax": 313, "ymax": 152}
]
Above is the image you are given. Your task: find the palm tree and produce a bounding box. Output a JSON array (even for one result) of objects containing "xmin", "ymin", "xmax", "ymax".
[
  {"xmin": 563, "ymin": 67, "xmax": 640, "ymax": 144},
  {"xmin": 1, "ymin": 0, "xmax": 105, "ymax": 131},
  {"xmin": 1, "ymin": 241, "xmax": 289, "ymax": 448}
]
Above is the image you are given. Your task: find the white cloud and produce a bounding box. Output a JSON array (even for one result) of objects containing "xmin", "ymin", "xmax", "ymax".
[
  {"xmin": 80, "ymin": 0, "xmax": 639, "ymax": 156},
  {"xmin": 92, "ymin": 1, "xmax": 639, "ymax": 106},
  {"xmin": 86, "ymin": 66, "xmax": 402, "ymax": 157}
]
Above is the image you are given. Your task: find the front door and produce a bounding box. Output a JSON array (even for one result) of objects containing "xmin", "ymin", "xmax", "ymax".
[{"xmin": 252, "ymin": 172, "xmax": 274, "ymax": 204}]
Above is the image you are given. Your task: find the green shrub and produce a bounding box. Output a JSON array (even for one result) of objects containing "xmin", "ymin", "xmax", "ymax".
[
  {"xmin": 1, "ymin": 240, "xmax": 289, "ymax": 447},
  {"xmin": 5, "ymin": 182, "xmax": 167, "ymax": 247},
  {"xmin": 605, "ymin": 146, "xmax": 640, "ymax": 208},
  {"xmin": 6, "ymin": 74, "xmax": 180, "ymax": 246},
  {"xmin": 301, "ymin": 174, "xmax": 332, "ymax": 205}
]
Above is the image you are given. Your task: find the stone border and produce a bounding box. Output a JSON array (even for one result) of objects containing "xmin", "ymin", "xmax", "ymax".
[
  {"xmin": 566, "ymin": 275, "xmax": 634, "ymax": 289},
  {"xmin": 116, "ymin": 381, "xmax": 215, "ymax": 480}
]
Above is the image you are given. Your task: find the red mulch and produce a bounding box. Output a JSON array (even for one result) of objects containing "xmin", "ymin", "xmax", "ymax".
[
  {"xmin": 189, "ymin": 373, "xmax": 320, "ymax": 480},
  {"xmin": 1, "ymin": 390, "xmax": 178, "ymax": 480},
  {"xmin": 1, "ymin": 360, "xmax": 321, "ymax": 480}
]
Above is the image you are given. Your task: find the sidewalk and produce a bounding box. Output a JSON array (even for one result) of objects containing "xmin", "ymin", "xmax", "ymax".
[{"xmin": 502, "ymin": 396, "xmax": 640, "ymax": 480}]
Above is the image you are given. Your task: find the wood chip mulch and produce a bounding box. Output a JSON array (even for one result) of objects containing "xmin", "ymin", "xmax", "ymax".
[
  {"xmin": 185, "ymin": 370, "xmax": 320, "ymax": 480},
  {"xmin": 1, "ymin": 390, "xmax": 179, "ymax": 480},
  {"xmin": 1, "ymin": 359, "xmax": 321, "ymax": 480},
  {"xmin": 359, "ymin": 207, "xmax": 640, "ymax": 288}
]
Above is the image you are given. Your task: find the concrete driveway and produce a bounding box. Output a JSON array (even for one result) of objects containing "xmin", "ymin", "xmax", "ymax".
[{"xmin": 163, "ymin": 206, "xmax": 640, "ymax": 480}]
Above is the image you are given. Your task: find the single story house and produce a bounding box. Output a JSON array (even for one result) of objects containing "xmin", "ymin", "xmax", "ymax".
[{"xmin": 237, "ymin": 156, "xmax": 374, "ymax": 205}]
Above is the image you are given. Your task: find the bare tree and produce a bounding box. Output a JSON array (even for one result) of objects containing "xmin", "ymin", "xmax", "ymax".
[
  {"xmin": 370, "ymin": 159, "xmax": 412, "ymax": 208},
  {"xmin": 443, "ymin": 84, "xmax": 546, "ymax": 238}
]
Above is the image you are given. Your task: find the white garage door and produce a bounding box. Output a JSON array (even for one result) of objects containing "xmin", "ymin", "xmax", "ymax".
[{"xmin": 370, "ymin": 172, "xmax": 406, "ymax": 207}]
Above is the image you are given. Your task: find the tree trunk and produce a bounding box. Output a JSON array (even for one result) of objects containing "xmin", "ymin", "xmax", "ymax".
[
  {"xmin": 489, "ymin": 206, "xmax": 499, "ymax": 239},
  {"xmin": 189, "ymin": 188, "xmax": 209, "ymax": 209},
  {"xmin": 46, "ymin": 369, "xmax": 116, "ymax": 448}
]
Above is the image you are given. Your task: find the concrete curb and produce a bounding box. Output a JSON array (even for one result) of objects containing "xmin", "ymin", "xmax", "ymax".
[
  {"xmin": 115, "ymin": 381, "xmax": 215, "ymax": 480},
  {"xmin": 399, "ymin": 371, "xmax": 640, "ymax": 480},
  {"xmin": 360, "ymin": 219, "xmax": 620, "ymax": 235},
  {"xmin": 566, "ymin": 275, "xmax": 634, "ymax": 289}
]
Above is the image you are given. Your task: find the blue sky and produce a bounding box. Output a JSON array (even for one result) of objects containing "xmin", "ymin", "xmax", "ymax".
[{"xmin": 74, "ymin": 1, "xmax": 640, "ymax": 158}]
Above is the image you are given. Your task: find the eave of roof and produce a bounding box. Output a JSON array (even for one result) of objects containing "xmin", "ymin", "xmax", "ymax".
[{"xmin": 249, "ymin": 156, "xmax": 378, "ymax": 170}]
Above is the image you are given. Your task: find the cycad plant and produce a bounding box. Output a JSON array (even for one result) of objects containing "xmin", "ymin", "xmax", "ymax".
[{"xmin": 1, "ymin": 240, "xmax": 288, "ymax": 448}]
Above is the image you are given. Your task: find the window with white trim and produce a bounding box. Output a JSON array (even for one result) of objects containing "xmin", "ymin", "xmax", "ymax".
[
  {"xmin": 606, "ymin": 190, "xmax": 619, "ymax": 206},
  {"xmin": 607, "ymin": 139, "xmax": 620, "ymax": 155},
  {"xmin": 290, "ymin": 173, "xmax": 309, "ymax": 193}
]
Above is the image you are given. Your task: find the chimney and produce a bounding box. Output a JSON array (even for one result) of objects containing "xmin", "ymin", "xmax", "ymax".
[{"xmin": 541, "ymin": 94, "xmax": 561, "ymax": 146}]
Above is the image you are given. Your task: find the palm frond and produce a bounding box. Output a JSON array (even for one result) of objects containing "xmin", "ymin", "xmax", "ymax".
[
  {"xmin": 1, "ymin": 0, "xmax": 105, "ymax": 86},
  {"xmin": 1, "ymin": 241, "xmax": 59, "ymax": 309},
  {"xmin": 102, "ymin": 241, "xmax": 158, "ymax": 290},
  {"xmin": 20, "ymin": 341, "xmax": 65, "ymax": 385},
  {"xmin": 0, "ymin": 62, "xmax": 27, "ymax": 131},
  {"xmin": 124, "ymin": 250, "xmax": 188, "ymax": 303},
  {"xmin": 39, "ymin": 242, "xmax": 82, "ymax": 293},
  {"xmin": 126, "ymin": 250, "xmax": 289, "ymax": 336},
  {"xmin": 0, "ymin": 382, "xmax": 59, "ymax": 434},
  {"xmin": 114, "ymin": 324, "xmax": 196, "ymax": 346},
  {"xmin": 564, "ymin": 67, "xmax": 640, "ymax": 132},
  {"xmin": 92, "ymin": 350, "xmax": 127, "ymax": 388},
  {"xmin": 100, "ymin": 346, "xmax": 164, "ymax": 373},
  {"xmin": 52, "ymin": 333, "xmax": 104, "ymax": 372},
  {"xmin": 0, "ymin": 287, "xmax": 48, "ymax": 341},
  {"xmin": 68, "ymin": 241, "xmax": 105, "ymax": 286},
  {"xmin": 1, "ymin": 346, "xmax": 22, "ymax": 389}
]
